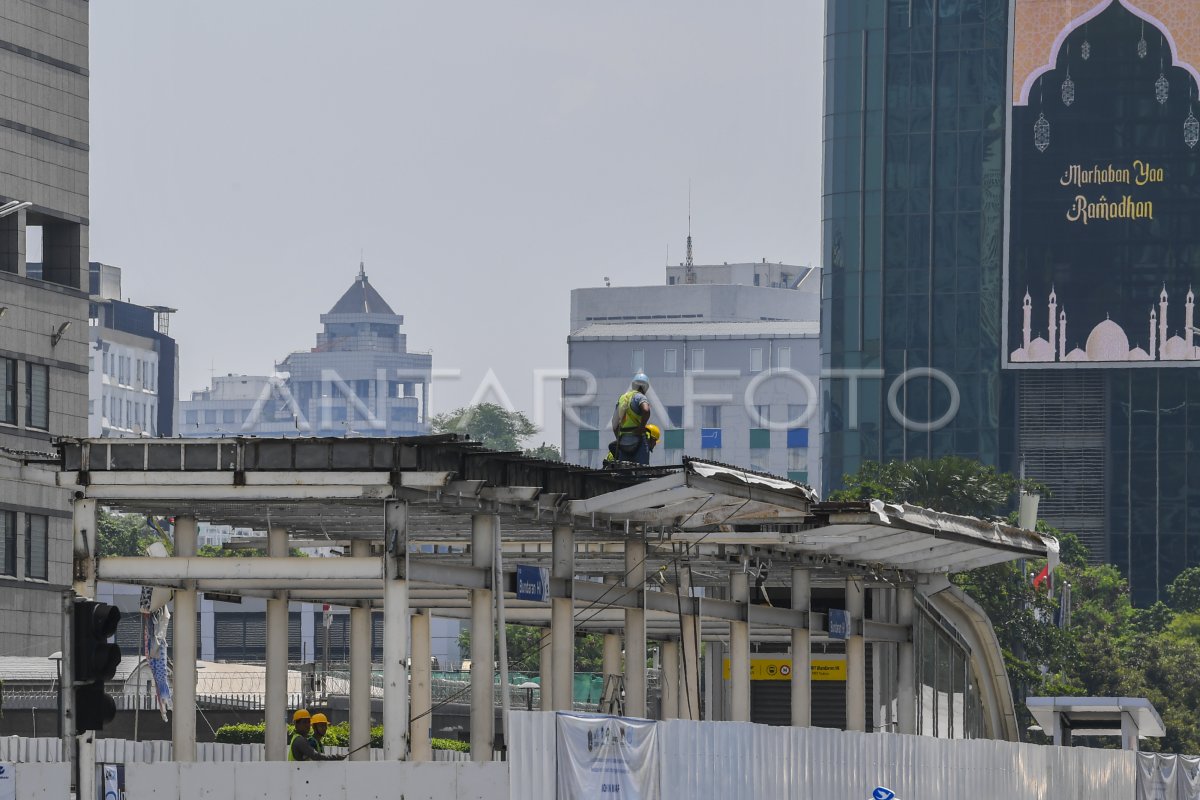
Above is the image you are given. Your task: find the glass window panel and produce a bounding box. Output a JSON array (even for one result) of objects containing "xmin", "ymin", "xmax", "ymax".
[
  {"xmin": 26, "ymin": 363, "xmax": 48, "ymax": 429},
  {"xmin": 691, "ymin": 349, "xmax": 705, "ymax": 371},
  {"xmin": 1, "ymin": 358, "xmax": 15, "ymax": 424},
  {"xmin": 750, "ymin": 347, "xmax": 763, "ymax": 373},
  {"xmin": 664, "ymin": 349, "xmax": 677, "ymax": 374},
  {"xmin": 701, "ymin": 405, "xmax": 721, "ymax": 428},
  {"xmin": 777, "ymin": 347, "xmax": 791, "ymax": 370},
  {"xmin": 0, "ymin": 511, "xmax": 15, "ymax": 576},
  {"xmin": 25, "ymin": 514, "xmax": 48, "ymax": 580},
  {"xmin": 632, "ymin": 349, "xmax": 644, "ymax": 374}
]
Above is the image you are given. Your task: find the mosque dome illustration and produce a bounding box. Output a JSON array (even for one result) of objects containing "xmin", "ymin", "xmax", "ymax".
[
  {"xmin": 1011, "ymin": 285, "xmax": 1199, "ymax": 363},
  {"xmin": 1085, "ymin": 318, "xmax": 1129, "ymax": 361}
]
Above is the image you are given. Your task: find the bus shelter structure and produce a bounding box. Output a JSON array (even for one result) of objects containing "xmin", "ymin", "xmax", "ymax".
[{"xmin": 59, "ymin": 435, "xmax": 1055, "ymax": 767}]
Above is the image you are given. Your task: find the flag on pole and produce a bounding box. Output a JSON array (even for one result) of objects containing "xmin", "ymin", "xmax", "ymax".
[{"xmin": 1032, "ymin": 563, "xmax": 1049, "ymax": 591}]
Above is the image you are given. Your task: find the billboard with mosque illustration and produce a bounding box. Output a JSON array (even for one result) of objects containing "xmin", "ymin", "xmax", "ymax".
[{"xmin": 1003, "ymin": 0, "xmax": 1200, "ymax": 368}]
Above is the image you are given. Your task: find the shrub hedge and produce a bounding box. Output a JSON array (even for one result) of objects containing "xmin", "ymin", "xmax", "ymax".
[{"xmin": 214, "ymin": 721, "xmax": 468, "ymax": 752}]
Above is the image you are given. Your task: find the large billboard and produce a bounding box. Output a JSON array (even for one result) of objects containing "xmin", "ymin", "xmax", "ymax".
[{"xmin": 1004, "ymin": 0, "xmax": 1200, "ymax": 368}]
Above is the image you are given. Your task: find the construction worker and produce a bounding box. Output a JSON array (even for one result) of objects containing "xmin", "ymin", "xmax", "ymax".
[
  {"xmin": 611, "ymin": 373, "xmax": 653, "ymax": 464},
  {"xmin": 288, "ymin": 709, "xmax": 339, "ymax": 761},
  {"xmin": 309, "ymin": 713, "xmax": 330, "ymax": 755},
  {"xmin": 604, "ymin": 423, "xmax": 660, "ymax": 467}
]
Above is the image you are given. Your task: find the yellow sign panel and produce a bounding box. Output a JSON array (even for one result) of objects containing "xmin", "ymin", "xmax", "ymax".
[{"xmin": 721, "ymin": 657, "xmax": 846, "ymax": 681}]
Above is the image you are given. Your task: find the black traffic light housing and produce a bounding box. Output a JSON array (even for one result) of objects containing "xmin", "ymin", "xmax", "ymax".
[{"xmin": 72, "ymin": 599, "xmax": 122, "ymax": 734}]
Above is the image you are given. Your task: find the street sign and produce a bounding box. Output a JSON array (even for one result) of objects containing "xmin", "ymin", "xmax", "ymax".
[
  {"xmin": 516, "ymin": 564, "xmax": 551, "ymax": 602},
  {"xmin": 828, "ymin": 609, "xmax": 850, "ymax": 640}
]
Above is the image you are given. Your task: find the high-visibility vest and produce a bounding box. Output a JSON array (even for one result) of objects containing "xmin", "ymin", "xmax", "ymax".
[
  {"xmin": 614, "ymin": 390, "xmax": 645, "ymax": 434},
  {"xmin": 287, "ymin": 732, "xmax": 306, "ymax": 761}
]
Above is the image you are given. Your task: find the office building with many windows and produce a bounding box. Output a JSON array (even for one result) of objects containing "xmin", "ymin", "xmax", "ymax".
[
  {"xmin": 821, "ymin": 0, "xmax": 1200, "ymax": 602},
  {"xmin": 564, "ymin": 262, "xmax": 821, "ymax": 488},
  {"xmin": 0, "ymin": 0, "xmax": 90, "ymax": 656}
]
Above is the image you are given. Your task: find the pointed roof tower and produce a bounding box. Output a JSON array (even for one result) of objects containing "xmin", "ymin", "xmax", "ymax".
[{"xmin": 328, "ymin": 261, "xmax": 396, "ymax": 316}]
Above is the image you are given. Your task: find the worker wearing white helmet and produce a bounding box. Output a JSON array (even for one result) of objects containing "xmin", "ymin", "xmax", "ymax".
[{"xmin": 611, "ymin": 373, "xmax": 653, "ymax": 465}]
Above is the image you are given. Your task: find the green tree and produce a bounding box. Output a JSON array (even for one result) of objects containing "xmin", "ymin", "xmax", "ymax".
[
  {"xmin": 829, "ymin": 456, "xmax": 1046, "ymax": 518},
  {"xmin": 1167, "ymin": 567, "xmax": 1200, "ymax": 613},
  {"xmin": 523, "ymin": 442, "xmax": 562, "ymax": 461},
  {"xmin": 431, "ymin": 403, "xmax": 539, "ymax": 452},
  {"xmin": 457, "ymin": 624, "xmax": 603, "ymax": 673},
  {"xmin": 97, "ymin": 512, "xmax": 164, "ymax": 557}
]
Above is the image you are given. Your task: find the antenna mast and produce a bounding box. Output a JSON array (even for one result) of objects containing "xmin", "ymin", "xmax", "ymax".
[{"xmin": 685, "ymin": 182, "xmax": 696, "ymax": 284}]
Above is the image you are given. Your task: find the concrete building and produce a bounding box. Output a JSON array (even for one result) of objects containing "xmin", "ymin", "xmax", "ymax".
[
  {"xmin": 84, "ymin": 262, "xmax": 179, "ymax": 438},
  {"xmin": 0, "ymin": 0, "xmax": 90, "ymax": 657},
  {"xmin": 564, "ymin": 261, "xmax": 820, "ymax": 488},
  {"xmin": 180, "ymin": 264, "xmax": 432, "ymax": 437}
]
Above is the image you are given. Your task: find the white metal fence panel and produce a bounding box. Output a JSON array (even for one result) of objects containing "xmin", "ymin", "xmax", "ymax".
[
  {"xmin": 7, "ymin": 762, "xmax": 70, "ymax": 799},
  {"xmin": 509, "ymin": 710, "xmax": 556, "ymax": 800},
  {"xmin": 0, "ymin": 737, "xmax": 61, "ymax": 763},
  {"xmin": 508, "ymin": 711, "xmax": 1139, "ymax": 800},
  {"xmin": 125, "ymin": 761, "xmax": 509, "ymax": 800}
]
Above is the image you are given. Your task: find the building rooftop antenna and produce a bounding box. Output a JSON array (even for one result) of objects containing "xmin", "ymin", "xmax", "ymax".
[
  {"xmin": 358, "ymin": 249, "xmax": 366, "ymax": 282},
  {"xmin": 685, "ymin": 181, "xmax": 696, "ymax": 283}
]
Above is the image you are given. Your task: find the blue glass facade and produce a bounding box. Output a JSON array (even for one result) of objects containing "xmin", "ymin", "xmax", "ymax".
[{"xmin": 821, "ymin": 0, "xmax": 1200, "ymax": 604}]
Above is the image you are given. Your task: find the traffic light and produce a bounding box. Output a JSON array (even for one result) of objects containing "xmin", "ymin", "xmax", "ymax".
[{"xmin": 72, "ymin": 599, "xmax": 122, "ymax": 734}]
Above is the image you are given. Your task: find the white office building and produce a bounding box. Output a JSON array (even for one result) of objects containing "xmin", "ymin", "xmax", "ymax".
[{"xmin": 564, "ymin": 260, "xmax": 821, "ymax": 489}]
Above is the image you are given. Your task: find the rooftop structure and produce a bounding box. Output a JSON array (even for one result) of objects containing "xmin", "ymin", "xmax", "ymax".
[
  {"xmin": 179, "ymin": 265, "xmax": 432, "ymax": 437},
  {"xmin": 56, "ymin": 434, "xmax": 1057, "ymax": 773}
]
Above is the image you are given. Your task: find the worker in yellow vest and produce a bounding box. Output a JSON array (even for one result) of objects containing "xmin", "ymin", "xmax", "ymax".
[
  {"xmin": 610, "ymin": 373, "xmax": 653, "ymax": 464},
  {"xmin": 287, "ymin": 709, "xmax": 339, "ymax": 761}
]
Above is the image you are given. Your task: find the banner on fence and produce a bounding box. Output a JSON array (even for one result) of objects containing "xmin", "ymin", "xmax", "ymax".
[
  {"xmin": 556, "ymin": 713, "xmax": 658, "ymax": 800},
  {"xmin": 0, "ymin": 763, "xmax": 14, "ymax": 800}
]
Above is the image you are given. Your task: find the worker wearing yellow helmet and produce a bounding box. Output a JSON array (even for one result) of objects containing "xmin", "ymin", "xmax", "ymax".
[
  {"xmin": 288, "ymin": 709, "xmax": 339, "ymax": 761},
  {"xmin": 309, "ymin": 713, "xmax": 331, "ymax": 755}
]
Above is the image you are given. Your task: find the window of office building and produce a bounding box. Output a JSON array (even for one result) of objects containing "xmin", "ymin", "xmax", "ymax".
[
  {"xmin": 25, "ymin": 514, "xmax": 47, "ymax": 580},
  {"xmin": 691, "ymin": 349, "xmax": 705, "ymax": 371},
  {"xmin": 750, "ymin": 347, "xmax": 764, "ymax": 373},
  {"xmin": 664, "ymin": 405, "xmax": 684, "ymax": 429},
  {"xmin": 664, "ymin": 349, "xmax": 677, "ymax": 373},
  {"xmin": 701, "ymin": 405, "xmax": 721, "ymax": 429},
  {"xmin": 205, "ymin": 410, "xmax": 217, "ymax": 424},
  {"xmin": 26, "ymin": 363, "xmax": 48, "ymax": 429},
  {"xmin": 777, "ymin": 346, "xmax": 791, "ymax": 370},
  {"xmin": 0, "ymin": 510, "xmax": 14, "ymax": 576},
  {"xmin": 632, "ymin": 349, "xmax": 644, "ymax": 374},
  {"xmin": 2, "ymin": 358, "xmax": 15, "ymax": 424}
]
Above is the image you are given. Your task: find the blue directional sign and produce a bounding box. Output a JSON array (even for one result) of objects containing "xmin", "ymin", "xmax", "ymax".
[
  {"xmin": 871, "ymin": 788, "xmax": 896, "ymax": 800},
  {"xmin": 828, "ymin": 609, "xmax": 850, "ymax": 640},
  {"xmin": 516, "ymin": 564, "xmax": 551, "ymax": 602}
]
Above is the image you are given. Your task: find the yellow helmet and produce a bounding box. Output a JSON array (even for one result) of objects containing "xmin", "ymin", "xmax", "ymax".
[
  {"xmin": 292, "ymin": 709, "xmax": 311, "ymax": 723},
  {"xmin": 310, "ymin": 713, "xmax": 329, "ymax": 725},
  {"xmin": 645, "ymin": 424, "xmax": 661, "ymax": 441}
]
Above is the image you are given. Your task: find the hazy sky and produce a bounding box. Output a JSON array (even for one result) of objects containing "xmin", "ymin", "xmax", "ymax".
[{"xmin": 89, "ymin": 2, "xmax": 824, "ymax": 446}]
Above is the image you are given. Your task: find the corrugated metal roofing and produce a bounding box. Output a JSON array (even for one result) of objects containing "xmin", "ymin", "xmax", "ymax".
[
  {"xmin": 0, "ymin": 655, "xmax": 141, "ymax": 682},
  {"xmin": 569, "ymin": 320, "xmax": 819, "ymax": 340}
]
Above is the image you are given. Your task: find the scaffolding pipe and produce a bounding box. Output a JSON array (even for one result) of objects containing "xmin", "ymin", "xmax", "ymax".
[{"xmin": 98, "ymin": 557, "xmax": 381, "ymax": 582}]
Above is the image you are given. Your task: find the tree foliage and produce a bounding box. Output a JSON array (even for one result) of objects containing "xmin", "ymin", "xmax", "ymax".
[
  {"xmin": 837, "ymin": 457, "xmax": 1200, "ymax": 754},
  {"xmin": 458, "ymin": 624, "xmax": 604, "ymax": 674},
  {"xmin": 430, "ymin": 403, "xmax": 539, "ymax": 452},
  {"xmin": 97, "ymin": 511, "xmax": 164, "ymax": 557}
]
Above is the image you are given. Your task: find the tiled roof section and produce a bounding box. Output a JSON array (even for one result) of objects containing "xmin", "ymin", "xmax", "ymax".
[{"xmin": 328, "ymin": 268, "xmax": 396, "ymax": 316}]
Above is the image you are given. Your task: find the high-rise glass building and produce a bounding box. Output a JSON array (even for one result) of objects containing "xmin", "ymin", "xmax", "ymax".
[{"xmin": 821, "ymin": 0, "xmax": 1200, "ymax": 604}]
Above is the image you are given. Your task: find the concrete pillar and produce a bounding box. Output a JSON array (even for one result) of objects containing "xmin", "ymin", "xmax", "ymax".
[
  {"xmin": 729, "ymin": 572, "xmax": 750, "ymax": 722},
  {"xmin": 897, "ymin": 587, "xmax": 916, "ymax": 735},
  {"xmin": 1121, "ymin": 712, "xmax": 1139, "ymax": 751},
  {"xmin": 791, "ymin": 568, "xmax": 811, "ymax": 727},
  {"xmin": 846, "ymin": 576, "xmax": 866, "ymax": 732},
  {"xmin": 678, "ymin": 568, "xmax": 701, "ymax": 721},
  {"xmin": 172, "ymin": 516, "xmax": 198, "ymax": 762},
  {"xmin": 551, "ymin": 525, "xmax": 574, "ymax": 711},
  {"xmin": 660, "ymin": 642, "xmax": 679, "ymax": 719},
  {"xmin": 602, "ymin": 576, "xmax": 621, "ymax": 685},
  {"xmin": 265, "ymin": 525, "xmax": 289, "ymax": 761},
  {"xmin": 705, "ymin": 640, "xmax": 725, "ymax": 721},
  {"xmin": 349, "ymin": 539, "xmax": 373, "ymax": 761},
  {"xmin": 199, "ymin": 596, "xmax": 215, "ymax": 662},
  {"xmin": 624, "ymin": 537, "xmax": 647, "ymax": 717},
  {"xmin": 470, "ymin": 513, "xmax": 495, "ymax": 761},
  {"xmin": 538, "ymin": 629, "xmax": 553, "ymax": 711},
  {"xmin": 410, "ymin": 610, "xmax": 432, "ymax": 761},
  {"xmin": 383, "ymin": 501, "xmax": 410, "ymax": 760}
]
